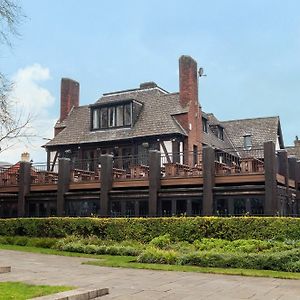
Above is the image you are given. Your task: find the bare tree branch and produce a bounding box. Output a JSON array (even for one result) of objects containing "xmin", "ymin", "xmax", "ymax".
[
  {"xmin": 0, "ymin": 0, "xmax": 22, "ymax": 46},
  {"xmin": 0, "ymin": 0, "xmax": 30, "ymax": 154}
]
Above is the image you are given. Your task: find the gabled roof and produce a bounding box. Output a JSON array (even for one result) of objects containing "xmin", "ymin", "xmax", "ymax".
[
  {"xmin": 46, "ymin": 88, "xmax": 187, "ymax": 147},
  {"xmin": 202, "ymin": 113, "xmax": 234, "ymax": 150},
  {"xmin": 221, "ymin": 116, "xmax": 284, "ymax": 149}
]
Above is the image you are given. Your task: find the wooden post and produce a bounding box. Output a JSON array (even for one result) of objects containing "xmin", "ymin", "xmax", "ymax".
[
  {"xmin": 57, "ymin": 158, "xmax": 71, "ymax": 216},
  {"xmin": 277, "ymin": 150, "xmax": 289, "ymax": 215},
  {"xmin": 17, "ymin": 162, "xmax": 31, "ymax": 217},
  {"xmin": 295, "ymin": 161, "xmax": 300, "ymax": 216},
  {"xmin": 288, "ymin": 157, "xmax": 297, "ymax": 181},
  {"xmin": 202, "ymin": 146, "xmax": 215, "ymax": 216},
  {"xmin": 148, "ymin": 150, "xmax": 161, "ymax": 216},
  {"xmin": 264, "ymin": 141, "xmax": 278, "ymax": 215},
  {"xmin": 99, "ymin": 154, "xmax": 113, "ymax": 216},
  {"xmin": 289, "ymin": 157, "xmax": 297, "ymax": 215}
]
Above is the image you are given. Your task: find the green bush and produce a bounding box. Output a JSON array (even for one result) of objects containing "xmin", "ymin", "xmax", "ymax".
[
  {"xmin": 137, "ymin": 248, "xmax": 300, "ymax": 272},
  {"xmin": 137, "ymin": 247, "xmax": 177, "ymax": 265},
  {"xmin": 149, "ymin": 234, "xmax": 171, "ymax": 249},
  {"xmin": 1, "ymin": 217, "xmax": 300, "ymax": 242},
  {"xmin": 55, "ymin": 236, "xmax": 142, "ymax": 256},
  {"xmin": 0, "ymin": 235, "xmax": 58, "ymax": 248}
]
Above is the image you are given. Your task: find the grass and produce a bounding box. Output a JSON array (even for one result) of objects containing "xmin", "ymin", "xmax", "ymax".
[
  {"xmin": 1, "ymin": 244, "xmax": 300, "ymax": 280},
  {"xmin": 83, "ymin": 254, "xmax": 300, "ymax": 280},
  {"xmin": 0, "ymin": 281, "xmax": 73, "ymax": 300}
]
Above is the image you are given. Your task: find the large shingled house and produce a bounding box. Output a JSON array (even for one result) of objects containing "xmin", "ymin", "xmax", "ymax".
[
  {"xmin": 1, "ymin": 55, "xmax": 298, "ymax": 218},
  {"xmin": 45, "ymin": 56, "xmax": 284, "ymax": 171}
]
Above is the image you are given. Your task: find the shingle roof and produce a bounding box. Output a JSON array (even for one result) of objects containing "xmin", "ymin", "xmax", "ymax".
[
  {"xmin": 221, "ymin": 116, "xmax": 282, "ymax": 149},
  {"xmin": 202, "ymin": 113, "xmax": 234, "ymax": 150},
  {"xmin": 46, "ymin": 88, "xmax": 187, "ymax": 147}
]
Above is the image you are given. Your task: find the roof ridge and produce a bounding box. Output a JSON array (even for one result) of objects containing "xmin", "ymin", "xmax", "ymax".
[
  {"xmin": 222, "ymin": 116, "xmax": 279, "ymax": 123},
  {"xmin": 101, "ymin": 86, "xmax": 168, "ymax": 98}
]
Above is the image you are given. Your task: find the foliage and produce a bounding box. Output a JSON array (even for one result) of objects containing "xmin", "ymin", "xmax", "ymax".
[
  {"xmin": 137, "ymin": 247, "xmax": 177, "ymax": 265},
  {"xmin": 1, "ymin": 217, "xmax": 300, "ymax": 242},
  {"xmin": 149, "ymin": 234, "xmax": 171, "ymax": 249},
  {"xmin": 2, "ymin": 233, "xmax": 300, "ymax": 273}
]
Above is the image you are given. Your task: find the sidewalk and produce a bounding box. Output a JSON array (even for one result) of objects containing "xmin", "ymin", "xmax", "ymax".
[{"xmin": 1, "ymin": 249, "xmax": 300, "ymax": 299}]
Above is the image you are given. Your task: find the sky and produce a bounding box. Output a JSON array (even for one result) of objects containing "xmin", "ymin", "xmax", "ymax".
[{"xmin": 1, "ymin": 0, "xmax": 300, "ymax": 163}]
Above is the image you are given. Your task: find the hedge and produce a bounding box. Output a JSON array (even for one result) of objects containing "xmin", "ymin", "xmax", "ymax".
[{"xmin": 0, "ymin": 217, "xmax": 300, "ymax": 242}]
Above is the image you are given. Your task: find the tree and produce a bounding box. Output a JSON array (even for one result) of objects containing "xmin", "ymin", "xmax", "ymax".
[
  {"xmin": 0, "ymin": 0, "xmax": 22, "ymax": 46},
  {"xmin": 0, "ymin": 0, "xmax": 30, "ymax": 154}
]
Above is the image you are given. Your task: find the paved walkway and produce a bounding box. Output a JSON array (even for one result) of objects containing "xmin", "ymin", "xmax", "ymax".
[{"xmin": 1, "ymin": 250, "xmax": 300, "ymax": 299}]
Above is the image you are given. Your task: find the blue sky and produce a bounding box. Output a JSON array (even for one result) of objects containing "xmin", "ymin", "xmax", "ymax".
[{"xmin": 1, "ymin": 0, "xmax": 300, "ymax": 162}]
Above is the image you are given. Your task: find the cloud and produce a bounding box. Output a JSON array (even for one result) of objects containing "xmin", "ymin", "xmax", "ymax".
[
  {"xmin": 0, "ymin": 64, "xmax": 56, "ymax": 163},
  {"xmin": 12, "ymin": 64, "xmax": 55, "ymax": 112}
]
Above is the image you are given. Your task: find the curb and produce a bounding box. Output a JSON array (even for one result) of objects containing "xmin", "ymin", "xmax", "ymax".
[
  {"xmin": 32, "ymin": 287, "xmax": 109, "ymax": 300},
  {"xmin": 0, "ymin": 266, "xmax": 11, "ymax": 273}
]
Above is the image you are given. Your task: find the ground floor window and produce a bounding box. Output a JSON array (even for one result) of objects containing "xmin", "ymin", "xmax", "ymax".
[
  {"xmin": 111, "ymin": 201, "xmax": 121, "ymax": 217},
  {"xmin": 251, "ymin": 198, "xmax": 264, "ymax": 215},
  {"xmin": 27, "ymin": 201, "xmax": 57, "ymax": 217},
  {"xmin": 214, "ymin": 199, "xmax": 228, "ymax": 216},
  {"xmin": 0, "ymin": 201, "xmax": 17, "ymax": 218},
  {"xmin": 161, "ymin": 200, "xmax": 172, "ymax": 216},
  {"xmin": 234, "ymin": 198, "xmax": 246, "ymax": 215},
  {"xmin": 139, "ymin": 201, "xmax": 148, "ymax": 216},
  {"xmin": 214, "ymin": 196, "xmax": 264, "ymax": 216},
  {"xmin": 65, "ymin": 200, "xmax": 99, "ymax": 217},
  {"xmin": 125, "ymin": 201, "xmax": 135, "ymax": 216},
  {"xmin": 192, "ymin": 199, "xmax": 202, "ymax": 215}
]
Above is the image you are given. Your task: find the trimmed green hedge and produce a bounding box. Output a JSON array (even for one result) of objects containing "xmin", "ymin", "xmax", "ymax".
[{"xmin": 1, "ymin": 217, "xmax": 300, "ymax": 242}]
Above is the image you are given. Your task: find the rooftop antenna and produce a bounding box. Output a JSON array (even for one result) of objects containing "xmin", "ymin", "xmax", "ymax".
[{"xmin": 198, "ymin": 67, "xmax": 207, "ymax": 77}]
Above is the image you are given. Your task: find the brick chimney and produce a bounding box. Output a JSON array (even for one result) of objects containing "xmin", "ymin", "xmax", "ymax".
[
  {"xmin": 179, "ymin": 55, "xmax": 203, "ymax": 164},
  {"xmin": 21, "ymin": 152, "xmax": 30, "ymax": 162},
  {"xmin": 294, "ymin": 137, "xmax": 300, "ymax": 159},
  {"xmin": 60, "ymin": 78, "xmax": 80, "ymax": 122}
]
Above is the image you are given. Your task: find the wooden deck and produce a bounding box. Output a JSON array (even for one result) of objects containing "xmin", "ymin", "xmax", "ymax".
[{"xmin": 0, "ymin": 172, "xmax": 298, "ymax": 193}]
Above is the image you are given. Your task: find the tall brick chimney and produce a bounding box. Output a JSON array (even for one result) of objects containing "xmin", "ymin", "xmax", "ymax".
[
  {"xmin": 179, "ymin": 55, "xmax": 203, "ymax": 164},
  {"xmin": 60, "ymin": 78, "xmax": 80, "ymax": 122}
]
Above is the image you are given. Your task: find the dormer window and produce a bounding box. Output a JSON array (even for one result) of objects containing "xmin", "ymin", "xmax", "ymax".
[
  {"xmin": 218, "ymin": 126, "xmax": 224, "ymax": 140},
  {"xmin": 244, "ymin": 134, "xmax": 252, "ymax": 150},
  {"xmin": 202, "ymin": 117, "xmax": 208, "ymax": 133},
  {"xmin": 209, "ymin": 124, "xmax": 224, "ymax": 140},
  {"xmin": 91, "ymin": 100, "xmax": 142, "ymax": 130}
]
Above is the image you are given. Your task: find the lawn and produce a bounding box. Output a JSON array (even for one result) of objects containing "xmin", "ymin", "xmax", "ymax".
[
  {"xmin": 1, "ymin": 244, "xmax": 300, "ymax": 280},
  {"xmin": 0, "ymin": 281, "xmax": 73, "ymax": 300}
]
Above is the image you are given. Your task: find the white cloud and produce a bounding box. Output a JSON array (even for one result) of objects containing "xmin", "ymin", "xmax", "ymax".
[
  {"xmin": 12, "ymin": 64, "xmax": 55, "ymax": 112},
  {"xmin": 0, "ymin": 64, "xmax": 56, "ymax": 163}
]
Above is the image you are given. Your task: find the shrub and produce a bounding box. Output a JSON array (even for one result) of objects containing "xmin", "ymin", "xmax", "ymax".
[
  {"xmin": 137, "ymin": 247, "xmax": 177, "ymax": 265},
  {"xmin": 55, "ymin": 237, "xmax": 142, "ymax": 256},
  {"xmin": 149, "ymin": 234, "xmax": 171, "ymax": 249},
  {"xmin": 0, "ymin": 235, "xmax": 58, "ymax": 248},
  {"xmin": 1, "ymin": 217, "xmax": 300, "ymax": 243}
]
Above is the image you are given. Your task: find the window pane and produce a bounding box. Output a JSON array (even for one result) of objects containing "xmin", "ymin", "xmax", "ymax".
[
  {"xmin": 116, "ymin": 105, "xmax": 124, "ymax": 127},
  {"xmin": 92, "ymin": 109, "xmax": 99, "ymax": 129},
  {"xmin": 124, "ymin": 104, "xmax": 131, "ymax": 126},
  {"xmin": 202, "ymin": 118, "xmax": 208, "ymax": 133},
  {"xmin": 244, "ymin": 135, "xmax": 252, "ymax": 150},
  {"xmin": 108, "ymin": 107, "xmax": 115, "ymax": 127},
  {"xmin": 100, "ymin": 107, "xmax": 108, "ymax": 128}
]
